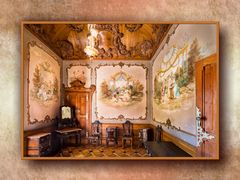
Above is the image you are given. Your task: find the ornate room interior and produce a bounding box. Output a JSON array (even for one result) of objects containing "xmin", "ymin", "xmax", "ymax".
[{"xmin": 22, "ymin": 23, "xmax": 218, "ymax": 159}]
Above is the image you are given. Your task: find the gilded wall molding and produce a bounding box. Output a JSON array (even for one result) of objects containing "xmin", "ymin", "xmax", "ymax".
[{"xmin": 152, "ymin": 118, "xmax": 196, "ymax": 137}]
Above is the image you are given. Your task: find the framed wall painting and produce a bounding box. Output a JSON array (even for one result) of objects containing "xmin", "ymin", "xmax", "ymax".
[
  {"xmin": 26, "ymin": 42, "xmax": 61, "ymax": 125},
  {"xmin": 95, "ymin": 62, "xmax": 147, "ymax": 121}
]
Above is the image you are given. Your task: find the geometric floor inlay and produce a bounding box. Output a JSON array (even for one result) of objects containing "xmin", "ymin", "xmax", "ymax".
[{"xmin": 57, "ymin": 145, "xmax": 149, "ymax": 158}]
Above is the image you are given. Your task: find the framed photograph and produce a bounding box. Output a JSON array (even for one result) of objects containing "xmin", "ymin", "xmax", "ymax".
[{"xmin": 21, "ymin": 21, "xmax": 219, "ymax": 160}]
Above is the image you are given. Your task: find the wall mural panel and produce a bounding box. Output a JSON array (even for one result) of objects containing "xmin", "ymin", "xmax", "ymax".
[
  {"xmin": 153, "ymin": 24, "xmax": 216, "ymax": 135},
  {"xmin": 96, "ymin": 63, "xmax": 147, "ymax": 120},
  {"xmin": 27, "ymin": 42, "xmax": 60, "ymax": 124},
  {"xmin": 154, "ymin": 44, "xmax": 194, "ymax": 109},
  {"xmin": 67, "ymin": 64, "xmax": 92, "ymax": 88}
]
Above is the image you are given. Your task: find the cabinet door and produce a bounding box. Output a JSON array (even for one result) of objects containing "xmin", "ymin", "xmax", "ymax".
[
  {"xmin": 76, "ymin": 93, "xmax": 88, "ymax": 130},
  {"xmin": 65, "ymin": 92, "xmax": 89, "ymax": 131},
  {"xmin": 65, "ymin": 92, "xmax": 77, "ymax": 107},
  {"xmin": 196, "ymin": 54, "xmax": 217, "ymax": 157}
]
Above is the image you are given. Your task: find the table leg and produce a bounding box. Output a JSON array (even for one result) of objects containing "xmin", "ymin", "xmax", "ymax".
[
  {"xmin": 60, "ymin": 136, "xmax": 64, "ymax": 148},
  {"xmin": 75, "ymin": 134, "xmax": 78, "ymax": 146}
]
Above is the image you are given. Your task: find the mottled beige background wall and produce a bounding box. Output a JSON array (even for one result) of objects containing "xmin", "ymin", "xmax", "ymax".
[{"xmin": 0, "ymin": 0, "xmax": 239, "ymax": 179}]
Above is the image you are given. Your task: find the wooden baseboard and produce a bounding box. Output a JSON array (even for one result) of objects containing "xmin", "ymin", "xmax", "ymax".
[{"xmin": 162, "ymin": 130, "xmax": 197, "ymax": 157}]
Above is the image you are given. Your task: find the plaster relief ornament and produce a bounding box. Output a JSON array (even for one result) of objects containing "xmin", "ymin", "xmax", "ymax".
[{"xmin": 196, "ymin": 107, "xmax": 215, "ymax": 147}]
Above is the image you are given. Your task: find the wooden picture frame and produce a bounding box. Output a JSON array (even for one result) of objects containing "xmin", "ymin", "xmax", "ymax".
[{"xmin": 21, "ymin": 21, "xmax": 219, "ymax": 160}]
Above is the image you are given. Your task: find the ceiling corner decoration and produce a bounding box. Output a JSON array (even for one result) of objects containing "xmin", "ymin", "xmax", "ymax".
[{"xmin": 25, "ymin": 23, "xmax": 171, "ymax": 60}]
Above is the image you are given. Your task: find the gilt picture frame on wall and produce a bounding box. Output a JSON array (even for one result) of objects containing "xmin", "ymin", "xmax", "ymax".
[{"xmin": 21, "ymin": 21, "xmax": 219, "ymax": 160}]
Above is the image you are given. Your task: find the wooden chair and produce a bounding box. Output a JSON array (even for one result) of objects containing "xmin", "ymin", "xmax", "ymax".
[
  {"xmin": 138, "ymin": 128, "xmax": 154, "ymax": 147},
  {"xmin": 55, "ymin": 106, "xmax": 82, "ymax": 148},
  {"xmin": 122, "ymin": 121, "xmax": 133, "ymax": 148},
  {"xmin": 86, "ymin": 120, "xmax": 102, "ymax": 146},
  {"xmin": 106, "ymin": 127, "xmax": 119, "ymax": 146},
  {"xmin": 155, "ymin": 125, "xmax": 162, "ymax": 142},
  {"xmin": 138, "ymin": 129, "xmax": 144, "ymax": 148}
]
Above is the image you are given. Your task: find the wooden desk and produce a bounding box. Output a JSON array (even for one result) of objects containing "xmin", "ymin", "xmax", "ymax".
[
  {"xmin": 55, "ymin": 128, "xmax": 81, "ymax": 147},
  {"xmin": 144, "ymin": 141, "xmax": 191, "ymax": 157}
]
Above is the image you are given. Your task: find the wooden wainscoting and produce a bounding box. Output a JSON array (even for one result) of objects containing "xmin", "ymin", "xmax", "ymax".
[{"xmin": 161, "ymin": 130, "xmax": 197, "ymax": 157}]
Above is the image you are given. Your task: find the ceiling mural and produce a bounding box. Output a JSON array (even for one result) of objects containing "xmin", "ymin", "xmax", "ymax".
[{"xmin": 25, "ymin": 23, "xmax": 171, "ymax": 60}]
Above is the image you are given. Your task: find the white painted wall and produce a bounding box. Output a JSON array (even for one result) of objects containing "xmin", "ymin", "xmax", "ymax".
[
  {"xmin": 63, "ymin": 60, "xmax": 152, "ymax": 124},
  {"xmin": 151, "ymin": 24, "xmax": 217, "ymax": 146}
]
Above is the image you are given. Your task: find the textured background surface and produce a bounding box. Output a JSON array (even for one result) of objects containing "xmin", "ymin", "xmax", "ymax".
[{"xmin": 0, "ymin": 0, "xmax": 239, "ymax": 179}]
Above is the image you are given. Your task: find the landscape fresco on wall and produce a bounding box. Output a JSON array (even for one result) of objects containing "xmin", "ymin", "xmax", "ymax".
[
  {"xmin": 100, "ymin": 71, "xmax": 144, "ymax": 107},
  {"xmin": 96, "ymin": 64, "xmax": 147, "ymax": 120},
  {"xmin": 31, "ymin": 61, "xmax": 59, "ymax": 103},
  {"xmin": 153, "ymin": 24, "xmax": 216, "ymax": 135},
  {"xmin": 28, "ymin": 44, "xmax": 60, "ymax": 124},
  {"xmin": 154, "ymin": 40, "xmax": 200, "ymax": 111}
]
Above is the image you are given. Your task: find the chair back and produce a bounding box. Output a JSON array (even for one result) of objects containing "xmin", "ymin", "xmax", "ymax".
[
  {"xmin": 122, "ymin": 121, "xmax": 133, "ymax": 137},
  {"xmin": 91, "ymin": 120, "xmax": 101, "ymax": 135},
  {"xmin": 58, "ymin": 106, "xmax": 76, "ymax": 129},
  {"xmin": 106, "ymin": 127, "xmax": 118, "ymax": 139}
]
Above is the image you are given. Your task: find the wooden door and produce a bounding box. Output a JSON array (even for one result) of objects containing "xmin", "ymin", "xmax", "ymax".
[
  {"xmin": 195, "ymin": 54, "xmax": 217, "ymax": 157},
  {"xmin": 76, "ymin": 93, "xmax": 88, "ymax": 130}
]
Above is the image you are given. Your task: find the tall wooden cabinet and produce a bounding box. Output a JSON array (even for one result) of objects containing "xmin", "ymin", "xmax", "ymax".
[{"xmin": 64, "ymin": 85, "xmax": 95, "ymax": 133}]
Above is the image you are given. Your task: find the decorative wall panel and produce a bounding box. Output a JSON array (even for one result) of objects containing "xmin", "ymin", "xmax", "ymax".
[
  {"xmin": 66, "ymin": 64, "xmax": 92, "ymax": 88},
  {"xmin": 95, "ymin": 63, "xmax": 147, "ymax": 120},
  {"xmin": 152, "ymin": 24, "xmax": 216, "ymax": 135},
  {"xmin": 27, "ymin": 42, "xmax": 60, "ymax": 124}
]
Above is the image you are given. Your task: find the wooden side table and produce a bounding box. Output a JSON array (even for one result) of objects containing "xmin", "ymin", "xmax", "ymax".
[
  {"xmin": 27, "ymin": 132, "xmax": 51, "ymax": 157},
  {"xmin": 55, "ymin": 128, "xmax": 82, "ymax": 148}
]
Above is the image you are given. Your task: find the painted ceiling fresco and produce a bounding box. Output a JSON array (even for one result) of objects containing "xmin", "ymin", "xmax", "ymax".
[{"xmin": 25, "ymin": 23, "xmax": 171, "ymax": 60}]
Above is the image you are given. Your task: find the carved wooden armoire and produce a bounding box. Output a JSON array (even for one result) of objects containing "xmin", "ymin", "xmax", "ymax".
[{"xmin": 64, "ymin": 85, "xmax": 95, "ymax": 134}]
